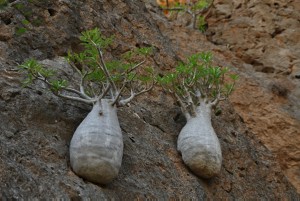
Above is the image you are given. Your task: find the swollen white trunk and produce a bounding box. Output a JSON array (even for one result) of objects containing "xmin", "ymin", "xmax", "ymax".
[
  {"xmin": 70, "ymin": 99, "xmax": 123, "ymax": 184},
  {"xmin": 177, "ymin": 103, "xmax": 222, "ymax": 178}
]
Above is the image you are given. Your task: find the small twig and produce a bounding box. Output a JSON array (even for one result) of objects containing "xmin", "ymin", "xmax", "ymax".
[
  {"xmin": 118, "ymin": 90, "xmax": 135, "ymax": 106},
  {"xmin": 79, "ymin": 71, "xmax": 91, "ymax": 99},
  {"xmin": 54, "ymin": 92, "xmax": 95, "ymax": 105},
  {"xmin": 174, "ymin": 93, "xmax": 191, "ymax": 120},
  {"xmin": 163, "ymin": 7, "xmax": 185, "ymax": 11},
  {"xmin": 134, "ymin": 81, "xmax": 154, "ymax": 97},
  {"xmin": 111, "ymin": 80, "xmax": 128, "ymax": 106},
  {"xmin": 118, "ymin": 79, "xmax": 154, "ymax": 106},
  {"xmin": 69, "ymin": 61, "xmax": 82, "ymax": 76},
  {"xmin": 35, "ymin": 73, "xmax": 92, "ymax": 100},
  {"xmin": 96, "ymin": 47, "xmax": 117, "ymax": 96},
  {"xmin": 125, "ymin": 60, "xmax": 145, "ymax": 75},
  {"xmin": 98, "ymin": 84, "xmax": 111, "ymax": 101},
  {"xmin": 183, "ymin": 85, "xmax": 196, "ymax": 116}
]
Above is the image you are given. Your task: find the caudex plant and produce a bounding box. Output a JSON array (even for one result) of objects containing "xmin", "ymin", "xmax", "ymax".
[
  {"xmin": 19, "ymin": 28, "xmax": 155, "ymax": 184},
  {"xmin": 156, "ymin": 0, "xmax": 214, "ymax": 31},
  {"xmin": 158, "ymin": 52, "xmax": 238, "ymax": 178}
]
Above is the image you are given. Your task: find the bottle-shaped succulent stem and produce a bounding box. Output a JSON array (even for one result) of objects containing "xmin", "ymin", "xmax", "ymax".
[
  {"xmin": 177, "ymin": 102, "xmax": 222, "ymax": 178},
  {"xmin": 70, "ymin": 99, "xmax": 123, "ymax": 184}
]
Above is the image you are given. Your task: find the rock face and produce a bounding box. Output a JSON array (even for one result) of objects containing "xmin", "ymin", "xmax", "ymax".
[
  {"xmin": 205, "ymin": 0, "xmax": 300, "ymax": 192},
  {"xmin": 0, "ymin": 0, "xmax": 299, "ymax": 199},
  {"xmin": 156, "ymin": 0, "xmax": 300, "ymax": 193}
]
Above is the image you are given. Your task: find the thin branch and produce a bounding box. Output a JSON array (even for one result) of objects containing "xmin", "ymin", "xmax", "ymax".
[
  {"xmin": 96, "ymin": 47, "xmax": 117, "ymax": 95},
  {"xmin": 118, "ymin": 80, "xmax": 154, "ymax": 106},
  {"xmin": 97, "ymin": 84, "xmax": 111, "ymax": 101},
  {"xmin": 118, "ymin": 90, "xmax": 135, "ymax": 106},
  {"xmin": 191, "ymin": 12, "xmax": 197, "ymax": 29},
  {"xmin": 135, "ymin": 83, "xmax": 154, "ymax": 97},
  {"xmin": 54, "ymin": 92, "xmax": 95, "ymax": 104},
  {"xmin": 69, "ymin": 61, "xmax": 82, "ymax": 76},
  {"xmin": 67, "ymin": 62, "xmax": 93, "ymax": 99},
  {"xmin": 211, "ymin": 95, "xmax": 225, "ymax": 107},
  {"xmin": 87, "ymin": 82, "xmax": 96, "ymax": 97},
  {"xmin": 186, "ymin": 68, "xmax": 197, "ymax": 88},
  {"xmin": 125, "ymin": 60, "xmax": 145, "ymax": 75},
  {"xmin": 118, "ymin": 86, "xmax": 152, "ymax": 106},
  {"xmin": 79, "ymin": 71, "xmax": 92, "ymax": 99},
  {"xmin": 35, "ymin": 75, "xmax": 91, "ymax": 100},
  {"xmin": 35, "ymin": 75, "xmax": 96, "ymax": 104},
  {"xmin": 163, "ymin": 7, "xmax": 185, "ymax": 11},
  {"xmin": 111, "ymin": 69, "xmax": 139, "ymax": 106},
  {"xmin": 174, "ymin": 93, "xmax": 191, "ymax": 120},
  {"xmin": 182, "ymin": 84, "xmax": 196, "ymax": 116},
  {"xmin": 111, "ymin": 81, "xmax": 128, "ymax": 106}
]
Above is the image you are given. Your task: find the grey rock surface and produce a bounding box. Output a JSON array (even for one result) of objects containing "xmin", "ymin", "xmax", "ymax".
[{"xmin": 0, "ymin": 0, "xmax": 299, "ymax": 199}]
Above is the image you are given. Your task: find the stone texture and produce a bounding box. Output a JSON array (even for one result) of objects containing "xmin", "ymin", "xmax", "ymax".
[
  {"xmin": 0, "ymin": 0, "xmax": 299, "ymax": 199},
  {"xmin": 205, "ymin": 0, "xmax": 300, "ymax": 192}
]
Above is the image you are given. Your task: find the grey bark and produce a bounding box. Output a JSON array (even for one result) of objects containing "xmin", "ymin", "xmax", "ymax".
[
  {"xmin": 177, "ymin": 102, "xmax": 222, "ymax": 178},
  {"xmin": 70, "ymin": 99, "xmax": 123, "ymax": 184}
]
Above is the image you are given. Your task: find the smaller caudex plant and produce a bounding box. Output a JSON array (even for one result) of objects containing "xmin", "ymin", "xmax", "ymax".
[
  {"xmin": 158, "ymin": 52, "xmax": 238, "ymax": 178},
  {"xmin": 19, "ymin": 28, "xmax": 155, "ymax": 184}
]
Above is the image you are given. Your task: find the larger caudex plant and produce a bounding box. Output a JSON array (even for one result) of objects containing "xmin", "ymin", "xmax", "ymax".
[
  {"xmin": 19, "ymin": 28, "xmax": 155, "ymax": 184},
  {"xmin": 158, "ymin": 52, "xmax": 238, "ymax": 178}
]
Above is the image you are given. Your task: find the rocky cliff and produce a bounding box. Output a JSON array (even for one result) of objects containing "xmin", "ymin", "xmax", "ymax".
[{"xmin": 0, "ymin": 0, "xmax": 299, "ymax": 199}]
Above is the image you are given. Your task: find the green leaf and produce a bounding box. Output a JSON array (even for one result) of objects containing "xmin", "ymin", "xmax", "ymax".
[
  {"xmin": 197, "ymin": 16, "xmax": 207, "ymax": 33},
  {"xmin": 86, "ymin": 69, "xmax": 105, "ymax": 82},
  {"xmin": 80, "ymin": 28, "xmax": 114, "ymax": 49},
  {"xmin": 13, "ymin": 3, "xmax": 24, "ymax": 10},
  {"xmin": 135, "ymin": 47, "xmax": 153, "ymax": 56},
  {"xmin": 40, "ymin": 68, "xmax": 55, "ymax": 78},
  {"xmin": 229, "ymin": 74, "xmax": 239, "ymax": 81},
  {"xmin": 122, "ymin": 51, "xmax": 134, "ymax": 60},
  {"xmin": 223, "ymin": 83, "xmax": 234, "ymax": 96},
  {"xmin": 50, "ymin": 80, "xmax": 68, "ymax": 91},
  {"xmin": 199, "ymin": 52, "xmax": 212, "ymax": 63},
  {"xmin": 176, "ymin": 63, "xmax": 189, "ymax": 73},
  {"xmin": 22, "ymin": 19, "xmax": 30, "ymax": 25},
  {"xmin": 19, "ymin": 58, "xmax": 42, "ymax": 74},
  {"xmin": 127, "ymin": 72, "xmax": 136, "ymax": 81},
  {"xmin": 15, "ymin": 27, "xmax": 27, "ymax": 36},
  {"xmin": 144, "ymin": 66, "xmax": 154, "ymax": 74},
  {"xmin": 192, "ymin": 0, "xmax": 209, "ymax": 10},
  {"xmin": 106, "ymin": 60, "xmax": 124, "ymax": 71}
]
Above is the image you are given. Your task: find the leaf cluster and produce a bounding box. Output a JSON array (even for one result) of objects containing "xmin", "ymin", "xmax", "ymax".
[
  {"xmin": 158, "ymin": 52, "xmax": 238, "ymax": 110},
  {"xmin": 19, "ymin": 28, "xmax": 155, "ymax": 106}
]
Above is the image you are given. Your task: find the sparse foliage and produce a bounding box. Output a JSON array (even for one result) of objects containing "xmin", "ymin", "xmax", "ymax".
[
  {"xmin": 19, "ymin": 28, "xmax": 155, "ymax": 106},
  {"xmin": 157, "ymin": 52, "xmax": 238, "ymax": 119}
]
